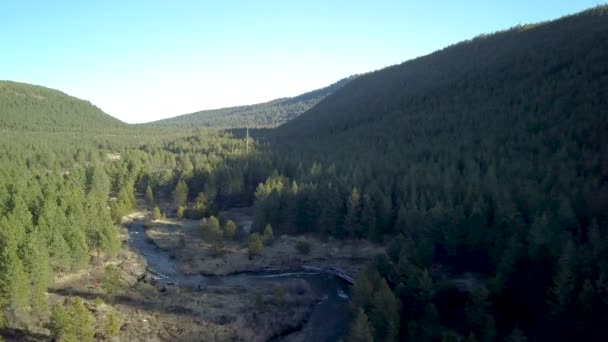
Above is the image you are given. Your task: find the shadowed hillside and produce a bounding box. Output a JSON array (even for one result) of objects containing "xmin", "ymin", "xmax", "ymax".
[{"xmin": 253, "ymin": 6, "xmax": 608, "ymax": 341}]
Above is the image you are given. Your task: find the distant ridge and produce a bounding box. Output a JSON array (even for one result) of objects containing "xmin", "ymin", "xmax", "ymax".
[{"xmin": 146, "ymin": 76, "xmax": 355, "ymax": 128}]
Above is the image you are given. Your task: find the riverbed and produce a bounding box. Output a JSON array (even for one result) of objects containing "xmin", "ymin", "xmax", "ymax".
[{"xmin": 127, "ymin": 216, "xmax": 352, "ymax": 341}]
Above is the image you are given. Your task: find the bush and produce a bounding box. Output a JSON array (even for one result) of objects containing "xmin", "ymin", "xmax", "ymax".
[
  {"xmin": 49, "ymin": 297, "xmax": 95, "ymax": 342},
  {"xmin": 152, "ymin": 206, "xmax": 162, "ymax": 220},
  {"xmin": 48, "ymin": 304, "xmax": 69, "ymax": 340},
  {"xmin": 102, "ymin": 264, "xmax": 121, "ymax": 298},
  {"xmin": 105, "ymin": 310, "xmax": 121, "ymax": 338},
  {"xmin": 263, "ymin": 224, "xmax": 274, "ymax": 245},
  {"xmin": 249, "ymin": 233, "xmax": 263, "ymax": 256},
  {"xmin": 201, "ymin": 216, "xmax": 222, "ymax": 243},
  {"xmin": 177, "ymin": 206, "xmax": 185, "ymax": 220},
  {"xmin": 296, "ymin": 240, "xmax": 311, "ymax": 255},
  {"xmin": 224, "ymin": 220, "xmax": 237, "ymax": 240}
]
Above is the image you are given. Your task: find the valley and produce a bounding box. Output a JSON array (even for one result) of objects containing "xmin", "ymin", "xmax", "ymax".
[{"xmin": 1, "ymin": 4, "xmax": 608, "ymax": 342}]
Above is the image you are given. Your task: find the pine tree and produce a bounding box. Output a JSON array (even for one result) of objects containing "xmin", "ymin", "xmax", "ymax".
[
  {"xmin": 224, "ymin": 220, "xmax": 237, "ymax": 239},
  {"xmin": 344, "ymin": 187, "xmax": 361, "ymax": 238},
  {"xmin": 201, "ymin": 216, "xmax": 222, "ymax": 243},
  {"xmin": 248, "ymin": 233, "xmax": 263, "ymax": 256},
  {"xmin": 177, "ymin": 206, "xmax": 185, "ymax": 220},
  {"xmin": 263, "ymin": 224, "xmax": 274, "ymax": 245},
  {"xmin": 144, "ymin": 185, "xmax": 154, "ymax": 206},
  {"xmin": 105, "ymin": 310, "xmax": 121, "ymax": 338},
  {"xmin": 21, "ymin": 233, "xmax": 51, "ymax": 312},
  {"xmin": 506, "ymin": 327, "xmax": 527, "ymax": 342},
  {"xmin": 0, "ymin": 219, "xmax": 29, "ymax": 314},
  {"xmin": 547, "ymin": 238, "xmax": 577, "ymax": 316},
  {"xmin": 48, "ymin": 304, "xmax": 69, "ymax": 340},
  {"xmin": 102, "ymin": 264, "xmax": 121, "ymax": 299},
  {"xmin": 173, "ymin": 179, "xmax": 189, "ymax": 208},
  {"xmin": 349, "ymin": 308, "xmax": 374, "ymax": 342},
  {"xmin": 152, "ymin": 206, "xmax": 162, "ymax": 220},
  {"xmin": 370, "ymin": 278, "xmax": 400, "ymax": 342},
  {"xmin": 68, "ymin": 297, "xmax": 95, "ymax": 342}
]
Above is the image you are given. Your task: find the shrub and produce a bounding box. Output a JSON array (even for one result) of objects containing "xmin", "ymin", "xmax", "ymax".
[
  {"xmin": 105, "ymin": 310, "xmax": 121, "ymax": 338},
  {"xmin": 224, "ymin": 220, "xmax": 237, "ymax": 239},
  {"xmin": 263, "ymin": 224, "xmax": 274, "ymax": 246},
  {"xmin": 177, "ymin": 206, "xmax": 185, "ymax": 220},
  {"xmin": 249, "ymin": 233, "xmax": 263, "ymax": 256},
  {"xmin": 152, "ymin": 206, "xmax": 162, "ymax": 220},
  {"xmin": 296, "ymin": 240, "xmax": 311, "ymax": 255}
]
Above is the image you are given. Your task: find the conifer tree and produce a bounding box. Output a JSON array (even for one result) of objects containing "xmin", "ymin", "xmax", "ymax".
[
  {"xmin": 263, "ymin": 224, "xmax": 274, "ymax": 245},
  {"xmin": 224, "ymin": 220, "xmax": 237, "ymax": 239},
  {"xmin": 344, "ymin": 187, "xmax": 361, "ymax": 238},
  {"xmin": 349, "ymin": 308, "xmax": 374, "ymax": 342},
  {"xmin": 144, "ymin": 185, "xmax": 154, "ymax": 206},
  {"xmin": 248, "ymin": 233, "xmax": 263, "ymax": 256},
  {"xmin": 370, "ymin": 278, "xmax": 400, "ymax": 342},
  {"xmin": 173, "ymin": 179, "xmax": 189, "ymax": 208}
]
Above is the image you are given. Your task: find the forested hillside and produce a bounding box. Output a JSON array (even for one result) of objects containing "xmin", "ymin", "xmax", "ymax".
[
  {"xmin": 0, "ymin": 81, "xmax": 124, "ymax": 131},
  {"xmin": 147, "ymin": 77, "xmax": 353, "ymax": 128},
  {"xmin": 250, "ymin": 5, "xmax": 608, "ymax": 341}
]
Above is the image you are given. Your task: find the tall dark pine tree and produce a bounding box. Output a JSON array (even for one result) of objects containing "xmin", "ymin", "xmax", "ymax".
[{"xmin": 173, "ymin": 179, "xmax": 189, "ymax": 208}]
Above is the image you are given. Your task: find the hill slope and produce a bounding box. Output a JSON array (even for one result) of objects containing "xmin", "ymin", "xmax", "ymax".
[
  {"xmin": 147, "ymin": 77, "xmax": 353, "ymax": 128},
  {"xmin": 0, "ymin": 81, "xmax": 123, "ymax": 130},
  {"xmin": 257, "ymin": 6, "xmax": 608, "ymax": 341},
  {"xmin": 278, "ymin": 6, "xmax": 607, "ymax": 139}
]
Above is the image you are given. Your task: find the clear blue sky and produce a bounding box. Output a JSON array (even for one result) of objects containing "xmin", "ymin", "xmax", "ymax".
[{"xmin": 0, "ymin": 1, "xmax": 603, "ymax": 123}]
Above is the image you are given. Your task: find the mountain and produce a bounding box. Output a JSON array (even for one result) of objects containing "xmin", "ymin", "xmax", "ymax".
[
  {"xmin": 277, "ymin": 6, "xmax": 608, "ymax": 140},
  {"xmin": 255, "ymin": 6, "xmax": 608, "ymax": 341},
  {"xmin": 147, "ymin": 77, "xmax": 354, "ymax": 128},
  {"xmin": 0, "ymin": 81, "xmax": 123, "ymax": 131}
]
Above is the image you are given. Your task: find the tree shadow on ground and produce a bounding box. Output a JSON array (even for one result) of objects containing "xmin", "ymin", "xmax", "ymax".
[
  {"xmin": 0, "ymin": 328, "xmax": 49, "ymax": 342},
  {"xmin": 47, "ymin": 286, "xmax": 200, "ymax": 318}
]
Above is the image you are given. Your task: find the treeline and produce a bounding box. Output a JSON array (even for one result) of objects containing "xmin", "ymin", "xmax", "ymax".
[{"xmin": 146, "ymin": 77, "xmax": 354, "ymax": 128}]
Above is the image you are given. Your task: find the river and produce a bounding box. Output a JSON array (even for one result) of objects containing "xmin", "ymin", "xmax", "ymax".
[{"xmin": 127, "ymin": 218, "xmax": 352, "ymax": 341}]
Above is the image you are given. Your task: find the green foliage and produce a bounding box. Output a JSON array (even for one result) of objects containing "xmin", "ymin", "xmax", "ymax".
[
  {"xmin": 295, "ymin": 240, "xmax": 311, "ymax": 255},
  {"xmin": 68, "ymin": 297, "xmax": 95, "ymax": 342},
  {"xmin": 369, "ymin": 279, "xmax": 400, "ymax": 341},
  {"xmin": 105, "ymin": 310, "xmax": 121, "ymax": 338},
  {"xmin": 248, "ymin": 233, "xmax": 263, "ymax": 256},
  {"xmin": 173, "ymin": 179, "xmax": 189, "ymax": 208},
  {"xmin": 262, "ymin": 224, "xmax": 274, "ymax": 245},
  {"xmin": 0, "ymin": 81, "xmax": 123, "ymax": 131},
  {"xmin": 152, "ymin": 207, "xmax": 162, "ymax": 220},
  {"xmin": 349, "ymin": 308, "xmax": 374, "ymax": 342},
  {"xmin": 144, "ymin": 185, "xmax": 154, "ymax": 206},
  {"xmin": 223, "ymin": 220, "xmax": 237, "ymax": 239},
  {"xmin": 177, "ymin": 206, "xmax": 185, "ymax": 220},
  {"xmin": 102, "ymin": 265, "xmax": 121, "ymax": 298},
  {"xmin": 49, "ymin": 298, "xmax": 95, "ymax": 342},
  {"xmin": 48, "ymin": 304, "xmax": 69, "ymax": 340},
  {"xmin": 201, "ymin": 216, "xmax": 222, "ymax": 243}
]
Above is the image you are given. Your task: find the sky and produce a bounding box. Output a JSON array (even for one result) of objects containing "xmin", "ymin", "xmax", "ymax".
[{"xmin": 0, "ymin": 1, "xmax": 604, "ymax": 123}]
